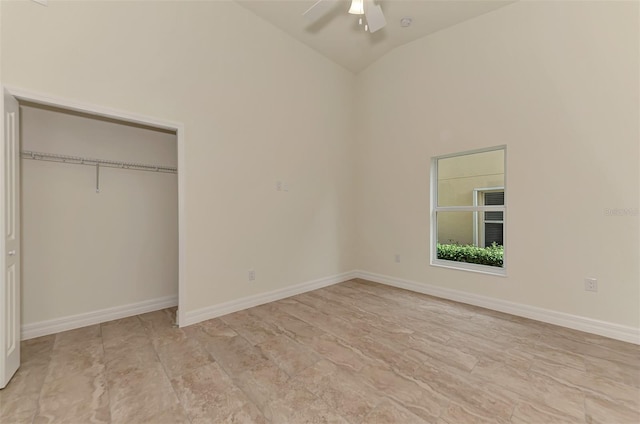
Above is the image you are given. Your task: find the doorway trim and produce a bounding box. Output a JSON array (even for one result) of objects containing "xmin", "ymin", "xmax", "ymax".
[{"xmin": 4, "ymin": 85, "xmax": 187, "ymax": 331}]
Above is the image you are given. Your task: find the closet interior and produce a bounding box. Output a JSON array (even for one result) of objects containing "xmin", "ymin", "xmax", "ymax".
[{"xmin": 20, "ymin": 102, "xmax": 178, "ymax": 328}]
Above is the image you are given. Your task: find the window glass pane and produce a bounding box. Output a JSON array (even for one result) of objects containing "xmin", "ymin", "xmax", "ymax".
[
  {"xmin": 484, "ymin": 223, "xmax": 504, "ymax": 247},
  {"xmin": 437, "ymin": 211, "xmax": 475, "ymax": 245},
  {"xmin": 484, "ymin": 191, "xmax": 504, "ymax": 206},
  {"xmin": 437, "ymin": 150, "xmax": 504, "ymax": 206},
  {"xmin": 436, "ymin": 211, "xmax": 504, "ymax": 268},
  {"xmin": 484, "ymin": 211, "xmax": 504, "ymax": 221}
]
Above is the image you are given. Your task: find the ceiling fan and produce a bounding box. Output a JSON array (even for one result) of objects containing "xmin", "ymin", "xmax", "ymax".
[{"xmin": 303, "ymin": 0, "xmax": 387, "ymax": 33}]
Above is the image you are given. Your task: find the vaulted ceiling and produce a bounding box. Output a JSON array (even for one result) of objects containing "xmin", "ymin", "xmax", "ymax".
[{"xmin": 236, "ymin": 0, "xmax": 515, "ymax": 73}]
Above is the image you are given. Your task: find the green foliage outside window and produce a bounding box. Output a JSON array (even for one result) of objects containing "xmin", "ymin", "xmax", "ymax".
[{"xmin": 436, "ymin": 242, "xmax": 503, "ymax": 267}]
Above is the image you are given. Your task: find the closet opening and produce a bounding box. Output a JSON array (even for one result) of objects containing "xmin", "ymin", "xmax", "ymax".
[{"xmin": 19, "ymin": 99, "xmax": 182, "ymax": 338}]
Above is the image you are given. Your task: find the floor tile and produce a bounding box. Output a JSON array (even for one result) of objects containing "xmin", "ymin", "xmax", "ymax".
[
  {"xmin": 3, "ymin": 279, "xmax": 639, "ymax": 424},
  {"xmin": 155, "ymin": 336, "xmax": 214, "ymax": 379},
  {"xmin": 256, "ymin": 333, "xmax": 321, "ymax": 377},
  {"xmin": 171, "ymin": 362, "xmax": 265, "ymax": 423},
  {"xmin": 364, "ymin": 399, "xmax": 431, "ymax": 424}
]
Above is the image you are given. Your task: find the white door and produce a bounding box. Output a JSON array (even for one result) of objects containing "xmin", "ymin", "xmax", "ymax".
[{"xmin": 0, "ymin": 90, "xmax": 20, "ymax": 389}]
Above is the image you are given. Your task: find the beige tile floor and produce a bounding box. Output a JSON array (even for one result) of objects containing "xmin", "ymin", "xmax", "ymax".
[{"xmin": 1, "ymin": 279, "xmax": 639, "ymax": 423}]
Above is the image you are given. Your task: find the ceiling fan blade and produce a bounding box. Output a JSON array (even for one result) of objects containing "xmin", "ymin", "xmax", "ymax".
[
  {"xmin": 364, "ymin": 0, "xmax": 386, "ymax": 33},
  {"xmin": 303, "ymin": 0, "xmax": 339, "ymax": 23}
]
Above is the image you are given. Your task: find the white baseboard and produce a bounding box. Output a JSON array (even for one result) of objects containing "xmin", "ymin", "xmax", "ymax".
[
  {"xmin": 21, "ymin": 295, "xmax": 178, "ymax": 340},
  {"xmin": 23, "ymin": 270, "xmax": 637, "ymax": 345},
  {"xmin": 354, "ymin": 270, "xmax": 640, "ymax": 345},
  {"xmin": 182, "ymin": 271, "xmax": 357, "ymax": 327}
]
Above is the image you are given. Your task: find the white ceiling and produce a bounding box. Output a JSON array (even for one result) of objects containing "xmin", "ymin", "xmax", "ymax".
[{"xmin": 236, "ymin": 0, "xmax": 516, "ymax": 73}]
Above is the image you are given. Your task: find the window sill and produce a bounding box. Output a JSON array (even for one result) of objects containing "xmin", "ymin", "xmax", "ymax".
[{"xmin": 431, "ymin": 259, "xmax": 507, "ymax": 277}]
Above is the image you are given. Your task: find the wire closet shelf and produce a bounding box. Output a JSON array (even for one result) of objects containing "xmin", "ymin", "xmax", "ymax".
[{"xmin": 21, "ymin": 150, "xmax": 177, "ymax": 174}]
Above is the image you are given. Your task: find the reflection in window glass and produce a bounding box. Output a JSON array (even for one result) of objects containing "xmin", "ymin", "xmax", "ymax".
[{"xmin": 432, "ymin": 147, "xmax": 506, "ymax": 271}]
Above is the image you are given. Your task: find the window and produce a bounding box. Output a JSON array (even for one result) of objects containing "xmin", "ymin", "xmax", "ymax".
[
  {"xmin": 431, "ymin": 147, "xmax": 506, "ymax": 274},
  {"xmin": 474, "ymin": 188, "xmax": 504, "ymax": 247}
]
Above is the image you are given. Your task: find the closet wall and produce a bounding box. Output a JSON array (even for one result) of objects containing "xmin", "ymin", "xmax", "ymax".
[{"xmin": 21, "ymin": 104, "xmax": 178, "ymax": 326}]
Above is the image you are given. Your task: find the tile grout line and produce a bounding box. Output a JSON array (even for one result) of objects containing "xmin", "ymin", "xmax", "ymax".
[
  {"xmin": 99, "ymin": 322, "xmax": 114, "ymax": 424},
  {"xmin": 248, "ymin": 298, "xmax": 409, "ymax": 422},
  {"xmin": 293, "ymin": 287, "xmax": 513, "ymax": 422},
  {"xmin": 196, "ymin": 333, "xmax": 270, "ymax": 422},
  {"xmin": 218, "ymin": 311, "xmax": 355, "ymax": 423},
  {"xmin": 139, "ymin": 313, "xmax": 194, "ymax": 424},
  {"xmin": 205, "ymin": 316, "xmax": 278, "ymax": 422},
  {"xmin": 29, "ymin": 334, "xmax": 57, "ymax": 424}
]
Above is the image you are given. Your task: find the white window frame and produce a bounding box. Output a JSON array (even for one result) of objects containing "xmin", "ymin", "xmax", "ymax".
[
  {"xmin": 430, "ymin": 146, "xmax": 506, "ymax": 276},
  {"xmin": 473, "ymin": 187, "xmax": 504, "ymax": 248}
]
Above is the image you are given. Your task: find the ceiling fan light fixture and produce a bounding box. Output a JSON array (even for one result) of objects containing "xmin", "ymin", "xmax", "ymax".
[{"xmin": 348, "ymin": 0, "xmax": 365, "ymax": 15}]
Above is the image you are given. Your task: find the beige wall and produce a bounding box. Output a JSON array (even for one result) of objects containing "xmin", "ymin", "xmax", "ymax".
[
  {"xmin": 355, "ymin": 1, "xmax": 639, "ymax": 328},
  {"xmin": 437, "ymin": 149, "xmax": 504, "ymax": 245},
  {"xmin": 21, "ymin": 105, "xmax": 178, "ymax": 325},
  {"xmin": 2, "ymin": 1, "xmax": 638, "ymax": 332},
  {"xmin": 1, "ymin": 0, "xmax": 356, "ymax": 317}
]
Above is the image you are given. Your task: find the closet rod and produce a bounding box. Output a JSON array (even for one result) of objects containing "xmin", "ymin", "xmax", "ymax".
[{"xmin": 21, "ymin": 150, "xmax": 177, "ymax": 174}]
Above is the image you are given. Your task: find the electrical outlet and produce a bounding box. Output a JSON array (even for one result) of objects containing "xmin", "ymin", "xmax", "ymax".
[
  {"xmin": 584, "ymin": 278, "xmax": 597, "ymax": 292},
  {"xmin": 276, "ymin": 181, "xmax": 282, "ymax": 191},
  {"xmin": 395, "ymin": 254, "xmax": 401, "ymax": 263},
  {"xmin": 248, "ymin": 269, "xmax": 256, "ymax": 281}
]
